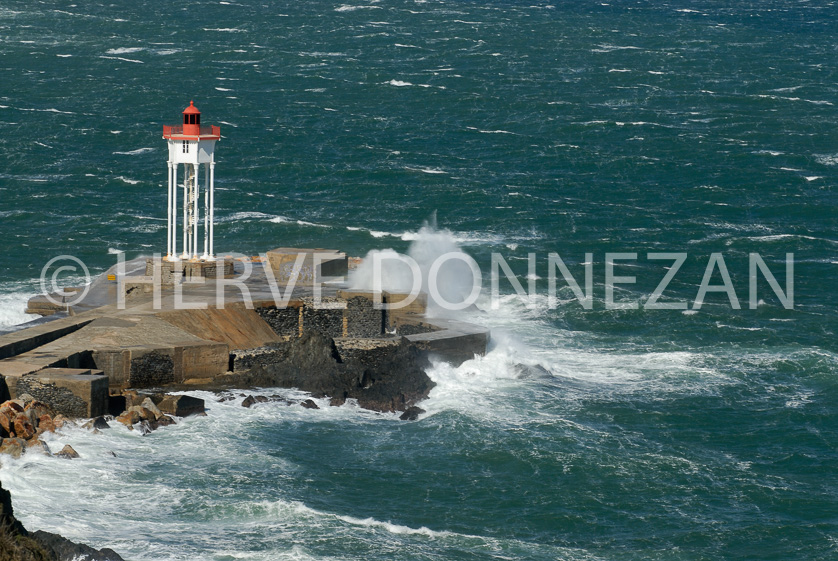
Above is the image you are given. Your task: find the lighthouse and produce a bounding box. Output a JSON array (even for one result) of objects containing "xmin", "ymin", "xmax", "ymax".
[{"xmin": 162, "ymin": 101, "xmax": 220, "ymax": 261}]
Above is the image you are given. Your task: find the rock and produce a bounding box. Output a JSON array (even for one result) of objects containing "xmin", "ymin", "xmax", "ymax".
[
  {"xmin": 121, "ymin": 390, "xmax": 144, "ymax": 409},
  {"xmin": 13, "ymin": 413, "xmax": 36, "ymax": 440},
  {"xmin": 157, "ymin": 394, "xmax": 205, "ymax": 417},
  {"xmin": 329, "ymin": 396, "xmax": 346, "ymax": 407},
  {"xmin": 27, "ymin": 439, "xmax": 50, "ymax": 455},
  {"xmin": 511, "ymin": 363, "xmax": 553, "ymax": 380},
  {"xmin": 32, "ymin": 530, "xmax": 126, "ymax": 561},
  {"xmin": 241, "ymin": 395, "xmax": 256, "ymax": 408},
  {"xmin": 53, "ymin": 414, "xmax": 72, "ymax": 429},
  {"xmin": 1, "ymin": 400, "xmax": 24, "ymax": 414},
  {"xmin": 231, "ymin": 331, "xmax": 434, "ymax": 414},
  {"xmin": 24, "ymin": 399, "xmax": 57, "ymax": 419},
  {"xmin": 0, "ymin": 438, "xmax": 25, "ymax": 458},
  {"xmin": 152, "ymin": 415, "xmax": 176, "ymax": 429},
  {"xmin": 0, "ymin": 409, "xmax": 12, "ymax": 437},
  {"xmin": 56, "ymin": 444, "xmax": 80, "ymax": 459},
  {"xmin": 16, "ymin": 393, "xmax": 35, "ymax": 404},
  {"xmin": 36, "ymin": 414, "xmax": 56, "ymax": 434},
  {"xmin": 399, "ymin": 406, "xmax": 425, "ymax": 421},
  {"xmin": 128, "ymin": 405, "xmax": 157, "ymax": 422},
  {"xmin": 300, "ymin": 399, "xmax": 319, "ymax": 410},
  {"xmin": 83, "ymin": 416, "xmax": 111, "ymax": 431},
  {"xmin": 116, "ymin": 410, "xmax": 141, "ymax": 427},
  {"xmin": 138, "ymin": 421, "xmax": 153, "ymax": 436},
  {"xmin": 140, "ymin": 397, "xmax": 163, "ymax": 420}
]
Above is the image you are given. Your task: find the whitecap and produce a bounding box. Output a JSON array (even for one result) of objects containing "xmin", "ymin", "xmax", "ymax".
[
  {"xmin": 387, "ymin": 79, "xmax": 412, "ymax": 87},
  {"xmin": 335, "ymin": 4, "xmax": 382, "ymax": 11},
  {"xmin": 113, "ymin": 147, "xmax": 154, "ymax": 156},
  {"xmin": 99, "ymin": 55, "xmax": 144, "ymax": 64},
  {"xmin": 105, "ymin": 47, "xmax": 145, "ymax": 55}
]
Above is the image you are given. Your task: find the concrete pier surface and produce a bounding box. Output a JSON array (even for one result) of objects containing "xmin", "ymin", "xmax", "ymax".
[{"xmin": 2, "ymin": 250, "xmax": 490, "ymax": 413}]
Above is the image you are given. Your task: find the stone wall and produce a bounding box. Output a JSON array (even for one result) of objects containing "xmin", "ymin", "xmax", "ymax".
[
  {"xmin": 302, "ymin": 299, "xmax": 344, "ymax": 339},
  {"xmin": 256, "ymin": 305, "xmax": 301, "ymax": 337},
  {"xmin": 15, "ymin": 376, "xmax": 90, "ymax": 418},
  {"xmin": 345, "ymin": 297, "xmax": 384, "ymax": 337},
  {"xmin": 128, "ymin": 350, "xmax": 175, "ymax": 388},
  {"xmin": 256, "ymin": 297, "xmax": 387, "ymax": 340}
]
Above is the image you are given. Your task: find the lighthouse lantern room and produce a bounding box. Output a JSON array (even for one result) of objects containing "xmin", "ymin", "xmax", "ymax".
[{"xmin": 162, "ymin": 101, "xmax": 221, "ymax": 261}]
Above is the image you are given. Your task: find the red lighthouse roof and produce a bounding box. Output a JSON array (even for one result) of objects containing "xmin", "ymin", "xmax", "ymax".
[
  {"xmin": 183, "ymin": 100, "xmax": 200, "ymax": 115},
  {"xmin": 162, "ymin": 100, "xmax": 220, "ymax": 140}
]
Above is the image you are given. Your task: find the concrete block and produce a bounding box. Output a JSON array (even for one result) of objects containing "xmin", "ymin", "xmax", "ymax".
[
  {"xmin": 266, "ymin": 248, "xmax": 348, "ymax": 285},
  {"xmin": 7, "ymin": 368, "xmax": 109, "ymax": 418}
]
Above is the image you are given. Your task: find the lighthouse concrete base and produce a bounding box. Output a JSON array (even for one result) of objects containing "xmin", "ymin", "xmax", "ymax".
[{"xmin": 144, "ymin": 258, "xmax": 235, "ymax": 285}]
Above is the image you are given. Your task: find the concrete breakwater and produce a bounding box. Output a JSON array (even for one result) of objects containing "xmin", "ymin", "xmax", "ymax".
[{"xmin": 0, "ymin": 248, "xmax": 490, "ymax": 430}]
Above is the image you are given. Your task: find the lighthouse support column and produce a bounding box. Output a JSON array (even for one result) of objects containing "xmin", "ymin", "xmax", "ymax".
[
  {"xmin": 209, "ymin": 162, "xmax": 215, "ymax": 259},
  {"xmin": 192, "ymin": 163, "xmax": 199, "ymax": 259},
  {"xmin": 182, "ymin": 166, "xmax": 189, "ymax": 259},
  {"xmin": 172, "ymin": 164, "xmax": 179, "ymax": 259},
  {"xmin": 202, "ymin": 163, "xmax": 209, "ymax": 260},
  {"xmin": 166, "ymin": 162, "xmax": 173, "ymax": 259}
]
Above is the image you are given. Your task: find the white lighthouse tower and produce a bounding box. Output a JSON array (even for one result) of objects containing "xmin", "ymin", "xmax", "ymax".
[{"xmin": 163, "ymin": 101, "xmax": 220, "ymax": 261}]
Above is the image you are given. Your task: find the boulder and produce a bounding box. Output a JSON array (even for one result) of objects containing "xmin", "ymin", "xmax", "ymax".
[
  {"xmin": 24, "ymin": 400, "xmax": 57, "ymax": 420},
  {"xmin": 157, "ymin": 395, "xmax": 205, "ymax": 417},
  {"xmin": 151, "ymin": 415, "xmax": 176, "ymax": 429},
  {"xmin": 82, "ymin": 416, "xmax": 111, "ymax": 431},
  {"xmin": 0, "ymin": 400, "xmax": 23, "ymax": 414},
  {"xmin": 241, "ymin": 395, "xmax": 256, "ymax": 408},
  {"xmin": 36, "ymin": 414, "xmax": 56, "ymax": 435},
  {"xmin": 0, "ymin": 438, "xmax": 26, "ymax": 458},
  {"xmin": 300, "ymin": 399, "xmax": 319, "ymax": 410},
  {"xmin": 13, "ymin": 414, "xmax": 36, "ymax": 440},
  {"xmin": 140, "ymin": 397, "xmax": 163, "ymax": 420},
  {"xmin": 399, "ymin": 406, "xmax": 425, "ymax": 421},
  {"xmin": 128, "ymin": 406, "xmax": 156, "ymax": 422},
  {"xmin": 116, "ymin": 410, "xmax": 141, "ymax": 427},
  {"xmin": 56, "ymin": 444, "xmax": 80, "ymax": 459},
  {"xmin": 26, "ymin": 439, "xmax": 50, "ymax": 455},
  {"xmin": 0, "ymin": 409, "xmax": 12, "ymax": 437},
  {"xmin": 53, "ymin": 414, "xmax": 72, "ymax": 429}
]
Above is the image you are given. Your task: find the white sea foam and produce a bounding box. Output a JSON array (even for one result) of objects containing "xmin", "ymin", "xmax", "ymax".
[
  {"xmin": 387, "ymin": 79, "xmax": 413, "ymax": 86},
  {"xmin": 0, "ymin": 291, "xmax": 38, "ymax": 329},
  {"xmin": 105, "ymin": 47, "xmax": 144, "ymax": 55},
  {"xmin": 335, "ymin": 4, "xmax": 382, "ymax": 11},
  {"xmin": 218, "ymin": 211, "xmax": 281, "ymax": 222},
  {"xmin": 113, "ymin": 147, "xmax": 154, "ymax": 155},
  {"xmin": 99, "ymin": 56, "xmax": 144, "ymax": 64}
]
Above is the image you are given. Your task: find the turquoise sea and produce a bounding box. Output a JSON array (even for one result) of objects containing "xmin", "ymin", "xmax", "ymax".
[{"xmin": 1, "ymin": 1, "xmax": 837, "ymax": 559}]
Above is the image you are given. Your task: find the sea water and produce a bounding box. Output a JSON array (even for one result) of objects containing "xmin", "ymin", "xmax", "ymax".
[{"xmin": 0, "ymin": 1, "xmax": 836, "ymax": 559}]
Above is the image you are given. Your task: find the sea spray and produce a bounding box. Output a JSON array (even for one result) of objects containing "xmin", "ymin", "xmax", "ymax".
[{"xmin": 348, "ymin": 224, "xmax": 481, "ymax": 317}]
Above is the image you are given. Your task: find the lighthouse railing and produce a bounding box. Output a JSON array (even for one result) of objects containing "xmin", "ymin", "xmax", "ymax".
[{"xmin": 163, "ymin": 125, "xmax": 220, "ymax": 137}]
